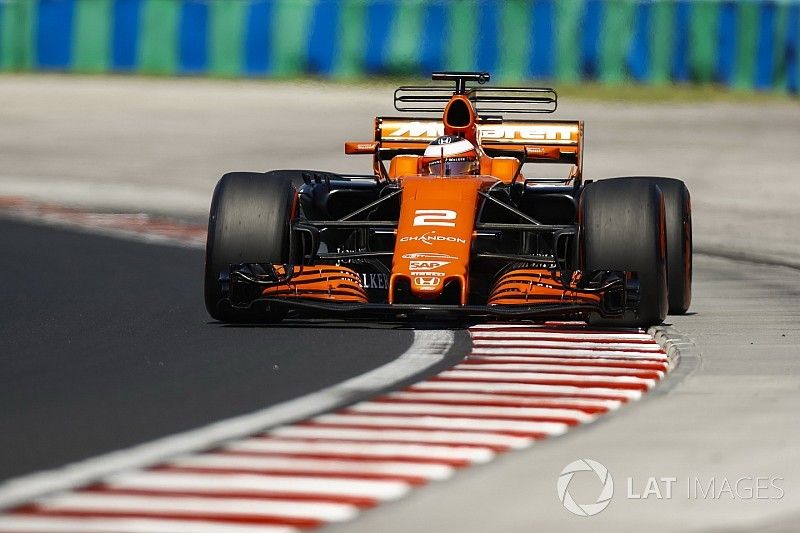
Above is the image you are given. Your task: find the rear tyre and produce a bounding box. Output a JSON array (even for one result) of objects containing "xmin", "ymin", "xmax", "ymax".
[
  {"xmin": 204, "ymin": 172, "xmax": 296, "ymax": 323},
  {"xmin": 580, "ymin": 179, "xmax": 668, "ymax": 327},
  {"xmin": 263, "ymin": 170, "xmax": 311, "ymax": 190},
  {"xmin": 618, "ymin": 177, "xmax": 692, "ymax": 314}
]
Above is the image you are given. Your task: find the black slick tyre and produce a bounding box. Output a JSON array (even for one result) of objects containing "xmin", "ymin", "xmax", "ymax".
[
  {"xmin": 204, "ymin": 172, "xmax": 296, "ymax": 323},
  {"xmin": 617, "ymin": 177, "xmax": 692, "ymax": 314},
  {"xmin": 262, "ymin": 170, "xmax": 311, "ymax": 190},
  {"xmin": 579, "ymin": 178, "xmax": 668, "ymax": 327}
]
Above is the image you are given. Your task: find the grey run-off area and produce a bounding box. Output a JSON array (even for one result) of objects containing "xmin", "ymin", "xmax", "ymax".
[
  {"xmin": 1, "ymin": 75, "xmax": 799, "ymax": 532},
  {"xmin": 1, "ymin": 75, "xmax": 799, "ymax": 265}
]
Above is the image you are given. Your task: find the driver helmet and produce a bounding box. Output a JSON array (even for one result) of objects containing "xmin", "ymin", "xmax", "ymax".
[{"xmin": 421, "ymin": 135, "xmax": 480, "ymax": 176}]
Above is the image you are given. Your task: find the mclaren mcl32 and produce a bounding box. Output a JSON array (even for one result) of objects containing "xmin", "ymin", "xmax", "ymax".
[{"xmin": 204, "ymin": 72, "xmax": 691, "ymax": 327}]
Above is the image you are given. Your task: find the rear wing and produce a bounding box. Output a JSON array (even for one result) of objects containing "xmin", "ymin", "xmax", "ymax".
[
  {"xmin": 374, "ymin": 117, "xmax": 584, "ymax": 182},
  {"xmin": 395, "ymin": 85, "xmax": 557, "ymax": 114},
  {"xmin": 344, "ymin": 73, "xmax": 583, "ymax": 183}
]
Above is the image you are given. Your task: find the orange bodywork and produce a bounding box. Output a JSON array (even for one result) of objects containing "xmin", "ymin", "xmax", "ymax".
[
  {"xmin": 389, "ymin": 175, "xmax": 498, "ymax": 304},
  {"xmin": 488, "ymin": 269, "xmax": 601, "ymax": 307},
  {"xmin": 261, "ymin": 86, "xmax": 597, "ymax": 311},
  {"xmin": 369, "ymin": 118, "xmax": 583, "ymax": 184},
  {"xmin": 261, "ymin": 265, "xmax": 367, "ymax": 303}
]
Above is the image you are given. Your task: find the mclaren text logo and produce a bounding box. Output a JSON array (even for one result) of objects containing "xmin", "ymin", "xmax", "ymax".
[
  {"xmin": 480, "ymin": 125, "xmax": 575, "ymax": 142},
  {"xmin": 388, "ymin": 122, "xmax": 444, "ymax": 139},
  {"xmin": 387, "ymin": 121, "xmax": 575, "ymax": 143},
  {"xmin": 413, "ymin": 209, "xmax": 457, "ymax": 227},
  {"xmin": 414, "ymin": 277, "xmax": 440, "ymax": 287},
  {"xmin": 409, "ymin": 261, "xmax": 450, "ymax": 270},
  {"xmin": 557, "ymin": 459, "xmax": 614, "ymax": 517},
  {"xmin": 400, "ymin": 231, "xmax": 466, "ymax": 247}
]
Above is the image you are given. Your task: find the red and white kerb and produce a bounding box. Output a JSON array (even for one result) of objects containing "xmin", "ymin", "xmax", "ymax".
[{"xmin": 0, "ymin": 323, "xmax": 673, "ymax": 533}]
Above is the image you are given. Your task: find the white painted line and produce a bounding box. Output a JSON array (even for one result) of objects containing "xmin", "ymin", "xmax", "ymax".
[
  {"xmin": 35, "ymin": 492, "xmax": 357, "ymax": 522},
  {"xmin": 384, "ymin": 391, "xmax": 623, "ymax": 411},
  {"xmin": 440, "ymin": 369, "xmax": 656, "ymax": 388},
  {"xmin": 470, "ymin": 331, "xmax": 653, "ymax": 340},
  {"xmin": 0, "ymin": 330, "xmax": 453, "ymax": 510},
  {"xmin": 312, "ymin": 414, "xmax": 569, "ymax": 436},
  {"xmin": 410, "ymin": 379, "xmax": 643, "ymax": 400},
  {"xmin": 0, "ymin": 516, "xmax": 294, "ymax": 533},
  {"xmin": 347, "ymin": 402, "xmax": 593, "ymax": 423},
  {"xmin": 168, "ymin": 453, "xmax": 453, "ymax": 480},
  {"xmin": 456, "ymin": 362, "xmax": 663, "ymax": 378},
  {"xmin": 269, "ymin": 426, "xmax": 532, "ymax": 449},
  {"xmin": 470, "ymin": 347, "xmax": 668, "ymax": 360},
  {"xmin": 469, "ymin": 324, "xmax": 644, "ymax": 335},
  {"xmin": 105, "ymin": 471, "xmax": 409, "ymax": 501},
  {"xmin": 347, "ymin": 401, "xmax": 594, "ymax": 423},
  {"xmin": 466, "ymin": 355, "xmax": 669, "ymax": 368},
  {"xmin": 472, "ymin": 339, "xmax": 663, "ymax": 351},
  {"xmin": 226, "ymin": 439, "xmax": 495, "ymax": 464}
]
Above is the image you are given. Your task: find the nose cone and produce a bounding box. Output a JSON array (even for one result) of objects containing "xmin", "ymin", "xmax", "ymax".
[{"xmin": 390, "ymin": 176, "xmax": 483, "ymax": 304}]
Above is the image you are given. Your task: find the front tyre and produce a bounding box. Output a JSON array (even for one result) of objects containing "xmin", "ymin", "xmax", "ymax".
[
  {"xmin": 204, "ymin": 172, "xmax": 296, "ymax": 323},
  {"xmin": 619, "ymin": 177, "xmax": 692, "ymax": 314},
  {"xmin": 580, "ymin": 179, "xmax": 668, "ymax": 327}
]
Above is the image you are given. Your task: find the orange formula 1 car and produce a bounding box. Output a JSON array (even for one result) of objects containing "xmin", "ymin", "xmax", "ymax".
[{"xmin": 204, "ymin": 72, "xmax": 691, "ymax": 327}]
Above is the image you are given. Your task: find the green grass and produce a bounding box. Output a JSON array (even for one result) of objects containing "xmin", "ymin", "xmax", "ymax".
[
  {"xmin": 554, "ymin": 81, "xmax": 797, "ymax": 103},
  {"xmin": 296, "ymin": 73, "xmax": 799, "ymax": 103},
  {"xmin": 3, "ymin": 71, "xmax": 796, "ymax": 103}
]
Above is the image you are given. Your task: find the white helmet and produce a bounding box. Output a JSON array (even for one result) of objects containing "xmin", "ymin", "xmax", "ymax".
[{"xmin": 421, "ymin": 136, "xmax": 480, "ymax": 176}]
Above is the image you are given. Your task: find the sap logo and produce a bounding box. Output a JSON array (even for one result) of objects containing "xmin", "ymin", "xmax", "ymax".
[
  {"xmin": 480, "ymin": 125, "xmax": 575, "ymax": 142},
  {"xmin": 402, "ymin": 252, "xmax": 458, "ymax": 260},
  {"xmin": 413, "ymin": 209, "xmax": 457, "ymax": 228},
  {"xmin": 414, "ymin": 277, "xmax": 441, "ymax": 287},
  {"xmin": 388, "ymin": 122, "xmax": 444, "ymax": 139},
  {"xmin": 410, "ymin": 271, "xmax": 445, "ymax": 277},
  {"xmin": 400, "ymin": 231, "xmax": 466, "ymax": 246},
  {"xmin": 360, "ymin": 273, "xmax": 388, "ymax": 289},
  {"xmin": 409, "ymin": 261, "xmax": 450, "ymax": 270}
]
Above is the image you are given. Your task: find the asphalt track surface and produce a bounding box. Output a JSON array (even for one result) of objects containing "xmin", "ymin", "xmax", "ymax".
[
  {"xmin": 1, "ymin": 76, "xmax": 799, "ymax": 531},
  {"xmin": 0, "ymin": 218, "xmax": 466, "ymax": 481}
]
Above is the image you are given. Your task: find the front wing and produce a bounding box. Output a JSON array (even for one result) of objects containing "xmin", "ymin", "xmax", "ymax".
[{"xmin": 220, "ymin": 264, "xmax": 640, "ymax": 321}]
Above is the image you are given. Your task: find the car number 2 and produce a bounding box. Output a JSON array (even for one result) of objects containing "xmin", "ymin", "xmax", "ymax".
[{"xmin": 413, "ymin": 209, "xmax": 457, "ymax": 227}]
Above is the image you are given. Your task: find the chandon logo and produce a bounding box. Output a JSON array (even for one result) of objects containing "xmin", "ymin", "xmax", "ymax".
[
  {"xmin": 557, "ymin": 459, "xmax": 614, "ymax": 517},
  {"xmin": 400, "ymin": 231, "xmax": 466, "ymax": 246}
]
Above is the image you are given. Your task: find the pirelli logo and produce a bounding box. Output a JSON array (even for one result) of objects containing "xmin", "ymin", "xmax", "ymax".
[{"xmin": 381, "ymin": 120, "xmax": 579, "ymax": 145}]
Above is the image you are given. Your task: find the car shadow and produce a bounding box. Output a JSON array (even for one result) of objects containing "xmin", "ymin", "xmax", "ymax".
[{"xmin": 211, "ymin": 317, "xmax": 477, "ymax": 331}]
